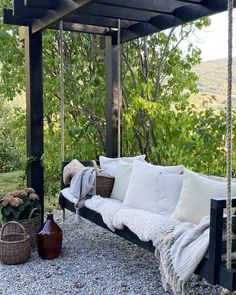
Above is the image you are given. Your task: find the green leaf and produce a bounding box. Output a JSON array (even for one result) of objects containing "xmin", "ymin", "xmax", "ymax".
[
  {"xmin": 3, "ymin": 206, "xmax": 12, "ymax": 216},
  {"xmin": 13, "ymin": 210, "xmax": 21, "ymax": 219}
]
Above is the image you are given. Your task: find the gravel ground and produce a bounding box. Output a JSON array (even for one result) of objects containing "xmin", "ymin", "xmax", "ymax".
[{"xmin": 0, "ymin": 211, "xmax": 222, "ymax": 295}]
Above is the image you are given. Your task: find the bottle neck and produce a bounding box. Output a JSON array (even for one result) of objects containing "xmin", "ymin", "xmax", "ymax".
[{"xmin": 47, "ymin": 213, "xmax": 54, "ymax": 221}]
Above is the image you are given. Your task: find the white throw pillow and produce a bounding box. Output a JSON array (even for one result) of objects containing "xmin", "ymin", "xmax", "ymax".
[
  {"xmin": 123, "ymin": 161, "xmax": 160, "ymax": 213},
  {"xmin": 99, "ymin": 155, "xmax": 146, "ymax": 177},
  {"xmin": 157, "ymin": 174, "xmax": 183, "ymax": 216},
  {"xmin": 131, "ymin": 160, "xmax": 183, "ymax": 175},
  {"xmin": 173, "ymin": 168, "xmax": 236, "ymax": 224},
  {"xmin": 110, "ymin": 162, "xmax": 133, "ymax": 202}
]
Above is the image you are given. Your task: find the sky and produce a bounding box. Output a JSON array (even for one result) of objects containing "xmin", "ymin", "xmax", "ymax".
[{"xmin": 194, "ymin": 11, "xmax": 236, "ymax": 61}]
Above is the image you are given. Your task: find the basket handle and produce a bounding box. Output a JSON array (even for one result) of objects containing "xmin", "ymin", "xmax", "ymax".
[
  {"xmin": 90, "ymin": 160, "xmax": 99, "ymax": 173},
  {"xmin": 1, "ymin": 221, "xmax": 27, "ymax": 238},
  {"xmin": 28, "ymin": 208, "xmax": 40, "ymax": 219}
]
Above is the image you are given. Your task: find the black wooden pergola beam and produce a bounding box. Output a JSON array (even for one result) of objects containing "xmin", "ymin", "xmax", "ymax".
[
  {"xmin": 4, "ymin": 9, "xmax": 136, "ymax": 32},
  {"xmin": 51, "ymin": 22, "xmax": 113, "ymax": 35},
  {"xmin": 5, "ymin": 10, "xmax": 115, "ymax": 36},
  {"xmin": 29, "ymin": 0, "xmax": 98, "ymax": 34},
  {"xmin": 121, "ymin": 4, "xmax": 213, "ymax": 42},
  {"xmin": 24, "ymin": 0, "xmax": 58, "ymax": 9},
  {"xmin": 96, "ymin": 0, "xmax": 201, "ymax": 13},
  {"xmin": 6, "ymin": 0, "xmax": 235, "ymax": 42}
]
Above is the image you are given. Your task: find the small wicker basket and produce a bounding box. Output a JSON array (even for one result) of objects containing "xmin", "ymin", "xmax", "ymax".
[
  {"xmin": 96, "ymin": 175, "xmax": 114, "ymax": 198},
  {"xmin": 0, "ymin": 221, "xmax": 31, "ymax": 265},
  {"xmin": 91, "ymin": 160, "xmax": 114, "ymax": 198}
]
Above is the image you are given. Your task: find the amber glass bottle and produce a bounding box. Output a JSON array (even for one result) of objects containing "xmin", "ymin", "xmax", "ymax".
[{"xmin": 37, "ymin": 213, "xmax": 63, "ymax": 259}]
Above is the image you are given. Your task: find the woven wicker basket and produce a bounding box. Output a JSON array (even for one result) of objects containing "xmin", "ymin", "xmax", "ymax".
[
  {"xmin": 19, "ymin": 208, "xmax": 41, "ymax": 247},
  {"xmin": 0, "ymin": 221, "xmax": 31, "ymax": 265},
  {"xmin": 90, "ymin": 160, "xmax": 115, "ymax": 198},
  {"xmin": 96, "ymin": 175, "xmax": 114, "ymax": 198}
]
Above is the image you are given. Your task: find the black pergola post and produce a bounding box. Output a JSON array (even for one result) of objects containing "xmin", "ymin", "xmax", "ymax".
[
  {"xmin": 105, "ymin": 35, "xmax": 121, "ymax": 158},
  {"xmin": 24, "ymin": 27, "xmax": 44, "ymax": 218}
]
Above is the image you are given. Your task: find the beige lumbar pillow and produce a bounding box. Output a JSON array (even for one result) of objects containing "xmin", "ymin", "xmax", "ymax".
[
  {"xmin": 63, "ymin": 159, "xmax": 84, "ymax": 185},
  {"xmin": 173, "ymin": 168, "xmax": 236, "ymax": 224}
]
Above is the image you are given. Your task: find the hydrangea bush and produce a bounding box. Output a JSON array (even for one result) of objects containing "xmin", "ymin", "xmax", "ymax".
[{"xmin": 0, "ymin": 188, "xmax": 41, "ymax": 222}]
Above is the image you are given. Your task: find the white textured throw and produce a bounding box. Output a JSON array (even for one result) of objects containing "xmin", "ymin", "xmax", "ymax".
[
  {"xmin": 84, "ymin": 196, "xmax": 210, "ymax": 295},
  {"xmin": 64, "ymin": 167, "xmax": 96, "ymax": 220}
]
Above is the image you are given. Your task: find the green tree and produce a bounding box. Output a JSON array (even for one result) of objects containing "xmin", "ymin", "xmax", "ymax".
[{"xmin": 0, "ymin": 3, "xmax": 231, "ymax": 197}]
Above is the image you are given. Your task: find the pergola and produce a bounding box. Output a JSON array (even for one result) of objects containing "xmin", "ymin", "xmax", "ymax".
[
  {"xmin": 3, "ymin": 0, "xmax": 236, "ymax": 204},
  {"xmin": 3, "ymin": 0, "xmax": 236, "ymax": 291}
]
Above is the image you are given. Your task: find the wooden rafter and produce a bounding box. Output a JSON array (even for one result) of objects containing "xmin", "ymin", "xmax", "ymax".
[
  {"xmin": 30, "ymin": 0, "xmax": 97, "ymax": 34},
  {"xmin": 24, "ymin": 0, "xmax": 58, "ymax": 9}
]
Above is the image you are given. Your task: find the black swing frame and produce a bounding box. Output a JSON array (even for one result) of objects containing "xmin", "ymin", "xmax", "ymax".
[
  {"xmin": 3, "ymin": 0, "xmax": 236, "ymax": 291},
  {"xmin": 59, "ymin": 160, "xmax": 236, "ymax": 291}
]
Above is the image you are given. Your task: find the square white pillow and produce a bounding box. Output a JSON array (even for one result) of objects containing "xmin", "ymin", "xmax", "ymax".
[
  {"xmin": 123, "ymin": 161, "xmax": 160, "ymax": 213},
  {"xmin": 99, "ymin": 155, "xmax": 146, "ymax": 177},
  {"xmin": 110, "ymin": 162, "xmax": 133, "ymax": 202},
  {"xmin": 157, "ymin": 174, "xmax": 183, "ymax": 216},
  {"xmin": 173, "ymin": 168, "xmax": 236, "ymax": 224}
]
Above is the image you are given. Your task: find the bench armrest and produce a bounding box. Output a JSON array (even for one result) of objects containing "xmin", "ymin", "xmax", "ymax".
[{"xmin": 208, "ymin": 197, "xmax": 236, "ymax": 284}]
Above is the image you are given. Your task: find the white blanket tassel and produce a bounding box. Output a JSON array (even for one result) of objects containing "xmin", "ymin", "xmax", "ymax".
[{"xmin": 75, "ymin": 207, "xmax": 81, "ymax": 223}]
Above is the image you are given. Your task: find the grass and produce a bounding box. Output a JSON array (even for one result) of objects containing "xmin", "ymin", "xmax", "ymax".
[
  {"xmin": 0, "ymin": 170, "xmax": 59, "ymax": 226},
  {"xmin": 0, "ymin": 170, "xmax": 59, "ymax": 209},
  {"xmin": 0, "ymin": 170, "xmax": 23, "ymax": 196},
  {"xmin": 0, "ymin": 170, "xmax": 24, "ymax": 225}
]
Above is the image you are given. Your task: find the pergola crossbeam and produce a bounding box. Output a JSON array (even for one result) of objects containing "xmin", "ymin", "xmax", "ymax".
[
  {"xmin": 96, "ymin": 0, "xmax": 199, "ymax": 13},
  {"xmin": 3, "ymin": 0, "xmax": 236, "ymax": 42},
  {"xmin": 78, "ymin": 3, "xmax": 161, "ymax": 22},
  {"xmin": 5, "ymin": 9, "xmax": 116, "ymax": 35},
  {"xmin": 4, "ymin": 8, "xmax": 30, "ymax": 26},
  {"xmin": 5, "ymin": 8, "xmax": 136, "ymax": 30},
  {"xmin": 63, "ymin": 14, "xmax": 137, "ymax": 29},
  {"xmin": 14, "ymin": 0, "xmax": 50, "ymax": 19},
  {"xmin": 24, "ymin": 0, "xmax": 58, "ymax": 9},
  {"xmin": 30, "ymin": 0, "xmax": 97, "ymax": 34},
  {"xmin": 51, "ymin": 22, "xmax": 113, "ymax": 35}
]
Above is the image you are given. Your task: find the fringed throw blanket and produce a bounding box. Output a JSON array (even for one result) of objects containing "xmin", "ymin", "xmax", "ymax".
[{"xmin": 155, "ymin": 216, "xmax": 210, "ymax": 295}]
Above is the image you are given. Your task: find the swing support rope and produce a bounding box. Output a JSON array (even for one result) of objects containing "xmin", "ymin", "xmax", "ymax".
[
  {"xmin": 226, "ymin": 0, "xmax": 234, "ymax": 271},
  {"xmin": 59, "ymin": 20, "xmax": 65, "ymax": 162}
]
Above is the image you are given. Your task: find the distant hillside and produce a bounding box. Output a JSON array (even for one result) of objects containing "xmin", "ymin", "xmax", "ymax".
[{"xmin": 192, "ymin": 58, "xmax": 236, "ymax": 110}]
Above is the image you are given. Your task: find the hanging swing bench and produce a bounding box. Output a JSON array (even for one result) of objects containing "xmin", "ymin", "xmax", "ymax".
[{"xmin": 3, "ymin": 0, "xmax": 236, "ymax": 292}]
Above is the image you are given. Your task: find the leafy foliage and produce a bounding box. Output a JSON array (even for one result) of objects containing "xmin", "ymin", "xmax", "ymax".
[{"xmin": 0, "ymin": 8, "xmax": 234, "ymax": 198}]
